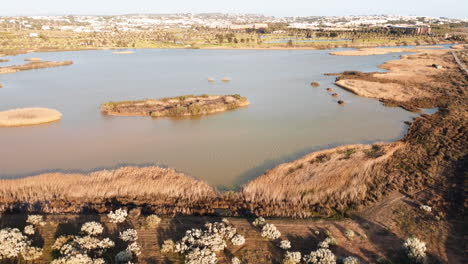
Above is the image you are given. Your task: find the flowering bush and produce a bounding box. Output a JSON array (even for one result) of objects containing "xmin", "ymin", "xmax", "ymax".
[
  {"xmin": 283, "ymin": 251, "xmax": 302, "ymax": 264},
  {"xmin": 419, "ymin": 205, "xmax": 432, "ymax": 213},
  {"xmin": 303, "ymin": 248, "xmax": 336, "ymax": 264},
  {"xmin": 81, "ymin": 222, "xmax": 104, "ymax": 236},
  {"xmin": 108, "ymin": 208, "xmax": 128, "ymax": 224},
  {"xmin": 0, "ymin": 228, "xmax": 42, "ymax": 261},
  {"xmin": 145, "ymin": 214, "xmax": 162, "ymax": 227},
  {"xmin": 127, "ymin": 242, "xmax": 141, "ymax": 256},
  {"xmin": 252, "ymin": 217, "xmax": 266, "ymax": 227},
  {"xmin": 51, "ymin": 222, "xmax": 115, "ymax": 263},
  {"xmin": 279, "ymin": 240, "xmax": 292, "ymax": 250},
  {"xmin": 120, "ymin": 229, "xmax": 138, "ymax": 242},
  {"xmin": 317, "ymin": 237, "xmax": 336, "ymax": 249},
  {"xmin": 26, "ymin": 215, "xmax": 45, "ymax": 226},
  {"xmin": 22, "ymin": 246, "xmax": 44, "ymax": 261},
  {"xmin": 24, "ymin": 225, "xmax": 35, "ymax": 236},
  {"xmin": 185, "ymin": 248, "xmax": 217, "ymax": 264},
  {"xmin": 403, "ymin": 237, "xmax": 426, "ymax": 263},
  {"xmin": 161, "ymin": 239, "xmax": 175, "ymax": 253},
  {"xmin": 261, "ymin": 224, "xmax": 281, "ymax": 240},
  {"xmin": 343, "ymin": 256, "xmax": 360, "ymax": 264},
  {"xmin": 174, "ymin": 220, "xmax": 246, "ymax": 263},
  {"xmin": 231, "ymin": 234, "xmax": 246, "ymax": 246},
  {"xmin": 344, "ymin": 229, "xmax": 355, "ymax": 240},
  {"xmin": 232, "ymin": 256, "xmax": 241, "ymax": 264}
]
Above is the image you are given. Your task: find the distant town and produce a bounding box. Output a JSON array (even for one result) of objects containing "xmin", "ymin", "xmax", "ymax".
[{"xmin": 1, "ymin": 13, "xmax": 466, "ymax": 33}]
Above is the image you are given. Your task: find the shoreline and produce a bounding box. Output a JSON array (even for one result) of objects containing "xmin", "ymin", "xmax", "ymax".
[
  {"xmin": 0, "ymin": 46, "xmax": 466, "ymax": 219},
  {"xmin": 0, "ymin": 41, "xmax": 461, "ymax": 56}
]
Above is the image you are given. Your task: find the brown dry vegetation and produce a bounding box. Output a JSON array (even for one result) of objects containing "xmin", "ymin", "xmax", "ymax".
[
  {"xmin": 112, "ymin": 50, "xmax": 135, "ymax": 54},
  {"xmin": 0, "ymin": 107, "xmax": 62, "ymax": 127},
  {"xmin": 101, "ymin": 94, "xmax": 249, "ymax": 118},
  {"xmin": 329, "ymin": 46, "xmax": 443, "ymax": 56},
  {"xmin": 335, "ymin": 48, "xmax": 455, "ymax": 111},
  {"xmin": 0, "ymin": 60, "xmax": 73, "ymax": 74},
  {"xmin": 0, "ymin": 166, "xmax": 217, "ymax": 214}
]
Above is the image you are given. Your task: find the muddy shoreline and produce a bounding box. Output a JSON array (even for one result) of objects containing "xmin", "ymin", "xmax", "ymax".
[{"xmin": 0, "ymin": 46, "xmax": 466, "ymax": 220}]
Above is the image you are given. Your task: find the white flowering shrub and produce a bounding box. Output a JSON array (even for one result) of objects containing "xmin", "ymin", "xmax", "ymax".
[
  {"xmin": 161, "ymin": 239, "xmax": 175, "ymax": 254},
  {"xmin": 26, "ymin": 215, "xmax": 45, "ymax": 226},
  {"xmin": 81, "ymin": 221, "xmax": 104, "ymax": 236},
  {"xmin": 120, "ymin": 229, "xmax": 138, "ymax": 242},
  {"xmin": 283, "ymin": 251, "xmax": 302, "ymax": 264},
  {"xmin": 343, "ymin": 256, "xmax": 360, "ymax": 264},
  {"xmin": 145, "ymin": 214, "xmax": 162, "ymax": 227},
  {"xmin": 231, "ymin": 234, "xmax": 246, "ymax": 246},
  {"xmin": 108, "ymin": 208, "xmax": 128, "ymax": 224},
  {"xmin": 232, "ymin": 256, "xmax": 241, "ymax": 264},
  {"xmin": 185, "ymin": 248, "xmax": 217, "ymax": 264},
  {"xmin": 252, "ymin": 217, "xmax": 266, "ymax": 227},
  {"xmin": 0, "ymin": 228, "xmax": 43, "ymax": 261},
  {"xmin": 419, "ymin": 205, "xmax": 432, "ymax": 213},
  {"xmin": 344, "ymin": 229, "xmax": 355, "ymax": 240},
  {"xmin": 318, "ymin": 237, "xmax": 336, "ymax": 249},
  {"xmin": 403, "ymin": 237, "xmax": 426, "ymax": 263},
  {"xmin": 51, "ymin": 222, "xmax": 115, "ymax": 263},
  {"xmin": 22, "ymin": 246, "xmax": 44, "ymax": 261},
  {"xmin": 279, "ymin": 240, "xmax": 292, "ymax": 250},
  {"xmin": 261, "ymin": 224, "xmax": 281, "ymax": 240},
  {"xmin": 174, "ymin": 220, "xmax": 246, "ymax": 263},
  {"xmin": 303, "ymin": 248, "xmax": 336, "ymax": 264},
  {"xmin": 127, "ymin": 242, "xmax": 141, "ymax": 256},
  {"xmin": 24, "ymin": 225, "xmax": 35, "ymax": 236}
]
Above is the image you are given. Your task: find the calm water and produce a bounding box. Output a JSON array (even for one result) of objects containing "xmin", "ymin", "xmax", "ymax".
[{"xmin": 0, "ymin": 48, "xmax": 425, "ymax": 188}]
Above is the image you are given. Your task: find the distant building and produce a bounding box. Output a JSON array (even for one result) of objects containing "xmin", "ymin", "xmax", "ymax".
[
  {"xmin": 29, "ymin": 32, "xmax": 39, "ymax": 37},
  {"xmin": 388, "ymin": 25, "xmax": 431, "ymax": 35},
  {"xmin": 41, "ymin": 25, "xmax": 50, "ymax": 30}
]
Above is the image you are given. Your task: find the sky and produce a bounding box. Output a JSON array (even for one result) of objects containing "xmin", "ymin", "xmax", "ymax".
[{"xmin": 1, "ymin": 0, "xmax": 466, "ymax": 18}]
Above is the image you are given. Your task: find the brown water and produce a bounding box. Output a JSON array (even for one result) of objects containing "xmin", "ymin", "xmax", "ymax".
[{"xmin": 0, "ymin": 48, "xmax": 428, "ymax": 188}]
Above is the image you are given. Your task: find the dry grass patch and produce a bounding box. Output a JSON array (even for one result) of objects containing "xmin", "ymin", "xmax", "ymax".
[
  {"xmin": 242, "ymin": 143, "xmax": 403, "ymax": 213},
  {"xmin": 0, "ymin": 108, "xmax": 62, "ymax": 127},
  {"xmin": 0, "ymin": 166, "xmax": 217, "ymax": 213}
]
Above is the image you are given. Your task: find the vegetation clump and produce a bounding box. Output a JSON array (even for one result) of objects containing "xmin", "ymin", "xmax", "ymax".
[
  {"xmin": 101, "ymin": 94, "xmax": 249, "ymax": 118},
  {"xmin": 311, "ymin": 82, "xmax": 320, "ymax": 87}
]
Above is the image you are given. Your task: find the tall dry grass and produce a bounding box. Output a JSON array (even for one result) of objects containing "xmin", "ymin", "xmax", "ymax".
[
  {"xmin": 242, "ymin": 143, "xmax": 403, "ymax": 209},
  {"xmin": 0, "ymin": 166, "xmax": 217, "ymax": 207},
  {"xmin": 0, "ymin": 108, "xmax": 62, "ymax": 127}
]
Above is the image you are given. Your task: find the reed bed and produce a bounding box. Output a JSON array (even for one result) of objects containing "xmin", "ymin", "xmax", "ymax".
[
  {"xmin": 242, "ymin": 143, "xmax": 403, "ymax": 210},
  {"xmin": 0, "ymin": 60, "xmax": 73, "ymax": 74},
  {"xmin": 0, "ymin": 166, "xmax": 217, "ymax": 213},
  {"xmin": 0, "ymin": 107, "xmax": 62, "ymax": 127}
]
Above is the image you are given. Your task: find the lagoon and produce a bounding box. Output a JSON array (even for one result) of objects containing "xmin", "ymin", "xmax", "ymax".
[{"xmin": 0, "ymin": 48, "xmax": 422, "ymax": 188}]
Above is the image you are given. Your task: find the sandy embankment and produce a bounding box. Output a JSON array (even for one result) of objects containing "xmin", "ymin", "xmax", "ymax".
[
  {"xmin": 334, "ymin": 48, "xmax": 451, "ymax": 103},
  {"xmin": 0, "ymin": 108, "xmax": 62, "ymax": 127},
  {"xmin": 0, "ymin": 60, "xmax": 73, "ymax": 74},
  {"xmin": 329, "ymin": 46, "xmax": 443, "ymax": 56},
  {"xmin": 112, "ymin": 50, "xmax": 135, "ymax": 54}
]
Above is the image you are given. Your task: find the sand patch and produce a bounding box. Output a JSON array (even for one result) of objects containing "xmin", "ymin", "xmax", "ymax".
[
  {"xmin": 0, "ymin": 107, "xmax": 62, "ymax": 127},
  {"xmin": 112, "ymin": 50, "xmax": 135, "ymax": 54}
]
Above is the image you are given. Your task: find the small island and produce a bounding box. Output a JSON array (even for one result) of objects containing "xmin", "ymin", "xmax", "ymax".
[
  {"xmin": 0, "ymin": 60, "xmax": 73, "ymax": 74},
  {"xmin": 101, "ymin": 94, "xmax": 249, "ymax": 117},
  {"xmin": 0, "ymin": 108, "xmax": 62, "ymax": 127}
]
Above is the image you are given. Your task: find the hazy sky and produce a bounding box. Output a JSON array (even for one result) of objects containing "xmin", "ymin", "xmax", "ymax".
[{"xmin": 1, "ymin": 0, "xmax": 466, "ymax": 18}]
